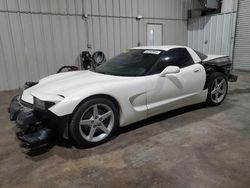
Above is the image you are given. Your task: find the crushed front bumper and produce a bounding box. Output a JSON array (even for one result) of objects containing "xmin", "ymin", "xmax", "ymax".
[
  {"xmin": 9, "ymin": 96, "xmax": 36, "ymax": 125},
  {"xmin": 8, "ymin": 96, "xmax": 53, "ymax": 147}
]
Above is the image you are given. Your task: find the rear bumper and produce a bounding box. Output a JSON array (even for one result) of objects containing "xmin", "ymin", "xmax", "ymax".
[
  {"xmin": 8, "ymin": 96, "xmax": 68, "ymax": 147},
  {"xmin": 228, "ymin": 74, "xmax": 238, "ymax": 82}
]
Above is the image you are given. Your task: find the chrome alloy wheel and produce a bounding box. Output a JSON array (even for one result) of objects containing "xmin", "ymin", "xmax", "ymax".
[
  {"xmin": 79, "ymin": 104, "xmax": 115, "ymax": 142},
  {"xmin": 210, "ymin": 77, "xmax": 227, "ymax": 104}
]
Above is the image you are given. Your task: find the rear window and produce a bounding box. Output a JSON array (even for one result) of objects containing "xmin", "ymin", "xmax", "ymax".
[{"xmin": 194, "ymin": 50, "xmax": 208, "ymax": 60}]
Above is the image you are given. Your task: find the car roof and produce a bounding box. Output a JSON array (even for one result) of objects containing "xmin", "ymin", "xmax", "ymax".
[{"xmin": 130, "ymin": 45, "xmax": 189, "ymax": 51}]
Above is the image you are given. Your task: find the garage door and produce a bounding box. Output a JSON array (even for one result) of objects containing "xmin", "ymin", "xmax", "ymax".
[{"xmin": 233, "ymin": 0, "xmax": 250, "ymax": 70}]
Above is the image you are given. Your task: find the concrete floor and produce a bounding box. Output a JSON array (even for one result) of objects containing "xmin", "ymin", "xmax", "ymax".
[{"xmin": 0, "ymin": 71, "xmax": 250, "ymax": 188}]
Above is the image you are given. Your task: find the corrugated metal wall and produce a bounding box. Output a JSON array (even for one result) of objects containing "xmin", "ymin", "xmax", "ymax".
[
  {"xmin": 0, "ymin": 0, "xmax": 196, "ymax": 91},
  {"xmin": 233, "ymin": 0, "xmax": 250, "ymax": 70},
  {"xmin": 221, "ymin": 0, "xmax": 238, "ymax": 13},
  {"xmin": 188, "ymin": 12, "xmax": 237, "ymax": 59}
]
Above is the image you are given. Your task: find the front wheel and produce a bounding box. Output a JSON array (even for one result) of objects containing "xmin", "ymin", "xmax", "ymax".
[
  {"xmin": 70, "ymin": 98, "xmax": 119, "ymax": 147},
  {"xmin": 206, "ymin": 72, "xmax": 228, "ymax": 106}
]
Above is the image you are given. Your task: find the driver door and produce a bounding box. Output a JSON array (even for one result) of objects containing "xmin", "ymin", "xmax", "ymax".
[{"xmin": 146, "ymin": 48, "xmax": 206, "ymax": 117}]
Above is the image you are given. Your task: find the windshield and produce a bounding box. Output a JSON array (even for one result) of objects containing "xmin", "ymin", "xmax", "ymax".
[
  {"xmin": 94, "ymin": 49, "xmax": 162, "ymax": 76},
  {"xmin": 194, "ymin": 50, "xmax": 208, "ymax": 60}
]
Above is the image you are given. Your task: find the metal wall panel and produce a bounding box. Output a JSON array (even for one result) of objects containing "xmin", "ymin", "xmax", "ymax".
[
  {"xmin": 188, "ymin": 13, "xmax": 236, "ymax": 59},
  {"xmin": 221, "ymin": 0, "xmax": 238, "ymax": 13},
  {"xmin": 0, "ymin": 0, "xmax": 195, "ymax": 90},
  {"xmin": 233, "ymin": 0, "xmax": 250, "ymax": 70}
]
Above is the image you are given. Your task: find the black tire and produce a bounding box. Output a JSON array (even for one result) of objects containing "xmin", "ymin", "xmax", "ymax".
[
  {"xmin": 206, "ymin": 72, "xmax": 228, "ymax": 106},
  {"xmin": 70, "ymin": 98, "xmax": 119, "ymax": 147}
]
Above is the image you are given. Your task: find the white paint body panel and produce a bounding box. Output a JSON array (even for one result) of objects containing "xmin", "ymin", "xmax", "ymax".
[
  {"xmin": 21, "ymin": 46, "xmax": 208, "ymax": 127},
  {"xmin": 204, "ymin": 55, "xmax": 228, "ymax": 62},
  {"xmin": 22, "ymin": 70, "xmax": 148, "ymax": 126},
  {"xmin": 146, "ymin": 63, "xmax": 206, "ymax": 117}
]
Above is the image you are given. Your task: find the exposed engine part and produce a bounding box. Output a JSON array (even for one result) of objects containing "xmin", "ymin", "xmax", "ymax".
[{"xmin": 202, "ymin": 56, "xmax": 231, "ymax": 76}]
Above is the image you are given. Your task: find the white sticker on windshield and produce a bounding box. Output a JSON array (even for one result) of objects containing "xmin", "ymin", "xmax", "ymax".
[{"xmin": 143, "ymin": 50, "xmax": 161, "ymax": 55}]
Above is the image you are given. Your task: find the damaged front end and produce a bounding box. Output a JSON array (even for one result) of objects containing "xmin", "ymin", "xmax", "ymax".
[{"xmin": 8, "ymin": 95, "xmax": 69, "ymax": 148}]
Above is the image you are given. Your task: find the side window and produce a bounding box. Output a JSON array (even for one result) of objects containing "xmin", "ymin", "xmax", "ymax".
[{"xmin": 156, "ymin": 48, "xmax": 194, "ymax": 73}]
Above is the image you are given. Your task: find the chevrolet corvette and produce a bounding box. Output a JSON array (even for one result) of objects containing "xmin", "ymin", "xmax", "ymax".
[{"xmin": 9, "ymin": 46, "xmax": 237, "ymax": 147}]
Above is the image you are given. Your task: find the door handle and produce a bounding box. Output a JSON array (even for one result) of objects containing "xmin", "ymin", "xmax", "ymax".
[{"xmin": 193, "ymin": 68, "xmax": 201, "ymax": 73}]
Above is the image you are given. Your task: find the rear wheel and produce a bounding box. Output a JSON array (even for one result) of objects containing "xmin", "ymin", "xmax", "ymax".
[
  {"xmin": 206, "ymin": 72, "xmax": 228, "ymax": 106},
  {"xmin": 70, "ymin": 98, "xmax": 118, "ymax": 147}
]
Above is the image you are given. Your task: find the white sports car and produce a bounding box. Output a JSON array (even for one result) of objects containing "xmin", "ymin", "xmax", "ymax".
[{"xmin": 9, "ymin": 45, "xmax": 237, "ymax": 147}]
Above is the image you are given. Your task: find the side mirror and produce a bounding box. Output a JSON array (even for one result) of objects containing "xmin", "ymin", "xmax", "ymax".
[{"xmin": 160, "ymin": 66, "xmax": 180, "ymax": 77}]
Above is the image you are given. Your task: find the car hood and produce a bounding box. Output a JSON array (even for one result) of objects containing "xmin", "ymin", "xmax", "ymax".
[{"xmin": 21, "ymin": 70, "xmax": 131, "ymax": 103}]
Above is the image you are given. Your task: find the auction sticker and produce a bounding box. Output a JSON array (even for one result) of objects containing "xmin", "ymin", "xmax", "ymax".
[{"xmin": 143, "ymin": 50, "xmax": 161, "ymax": 55}]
